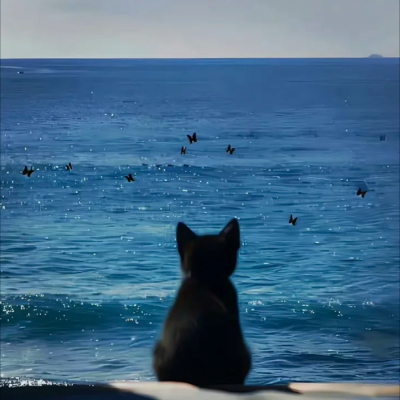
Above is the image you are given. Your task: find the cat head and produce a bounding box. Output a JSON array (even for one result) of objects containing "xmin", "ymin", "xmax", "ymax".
[{"xmin": 176, "ymin": 218, "xmax": 240, "ymax": 281}]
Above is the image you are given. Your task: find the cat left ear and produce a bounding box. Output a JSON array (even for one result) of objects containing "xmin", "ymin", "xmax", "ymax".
[
  {"xmin": 219, "ymin": 218, "xmax": 240, "ymax": 250},
  {"xmin": 176, "ymin": 222, "xmax": 197, "ymax": 257}
]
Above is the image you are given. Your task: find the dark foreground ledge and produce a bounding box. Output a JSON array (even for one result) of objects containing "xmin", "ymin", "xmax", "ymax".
[{"xmin": 1, "ymin": 380, "xmax": 399, "ymax": 400}]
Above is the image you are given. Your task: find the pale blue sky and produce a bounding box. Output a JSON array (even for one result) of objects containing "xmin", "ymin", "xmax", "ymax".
[{"xmin": 1, "ymin": 0, "xmax": 399, "ymax": 58}]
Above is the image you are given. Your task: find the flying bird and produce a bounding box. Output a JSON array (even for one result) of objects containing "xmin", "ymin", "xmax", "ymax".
[
  {"xmin": 357, "ymin": 188, "xmax": 367, "ymax": 198},
  {"xmin": 125, "ymin": 173, "xmax": 135, "ymax": 182},
  {"xmin": 65, "ymin": 162, "xmax": 72, "ymax": 170},
  {"xmin": 187, "ymin": 132, "xmax": 197, "ymax": 144},
  {"xmin": 226, "ymin": 144, "xmax": 235, "ymax": 154},
  {"xmin": 22, "ymin": 166, "xmax": 34, "ymax": 177},
  {"xmin": 181, "ymin": 146, "xmax": 187, "ymax": 155},
  {"xmin": 289, "ymin": 214, "xmax": 298, "ymax": 226}
]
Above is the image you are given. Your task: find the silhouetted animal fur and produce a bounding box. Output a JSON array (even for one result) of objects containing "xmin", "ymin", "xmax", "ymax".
[{"xmin": 153, "ymin": 219, "xmax": 251, "ymax": 387}]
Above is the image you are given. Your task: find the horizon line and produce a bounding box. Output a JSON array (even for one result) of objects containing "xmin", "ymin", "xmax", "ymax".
[{"xmin": 1, "ymin": 56, "xmax": 399, "ymax": 61}]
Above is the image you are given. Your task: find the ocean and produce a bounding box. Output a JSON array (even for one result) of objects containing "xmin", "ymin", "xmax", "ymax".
[{"xmin": 0, "ymin": 58, "xmax": 399, "ymax": 385}]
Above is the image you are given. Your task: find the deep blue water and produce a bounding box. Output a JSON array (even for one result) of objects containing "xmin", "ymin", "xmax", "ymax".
[{"xmin": 0, "ymin": 58, "xmax": 399, "ymax": 385}]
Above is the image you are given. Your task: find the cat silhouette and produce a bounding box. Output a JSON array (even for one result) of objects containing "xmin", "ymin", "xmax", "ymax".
[{"xmin": 153, "ymin": 218, "xmax": 251, "ymax": 387}]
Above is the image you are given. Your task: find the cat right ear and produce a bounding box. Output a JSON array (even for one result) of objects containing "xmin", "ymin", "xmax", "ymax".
[
  {"xmin": 219, "ymin": 218, "xmax": 240, "ymax": 251},
  {"xmin": 176, "ymin": 222, "xmax": 197, "ymax": 257}
]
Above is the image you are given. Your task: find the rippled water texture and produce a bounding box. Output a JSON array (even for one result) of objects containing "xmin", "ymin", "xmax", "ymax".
[{"xmin": 1, "ymin": 59, "xmax": 399, "ymax": 384}]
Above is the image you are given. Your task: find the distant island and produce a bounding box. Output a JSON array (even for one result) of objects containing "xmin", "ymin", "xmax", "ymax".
[{"xmin": 368, "ymin": 54, "xmax": 384, "ymax": 58}]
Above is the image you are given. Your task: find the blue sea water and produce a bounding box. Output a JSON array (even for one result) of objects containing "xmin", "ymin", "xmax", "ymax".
[{"xmin": 0, "ymin": 58, "xmax": 399, "ymax": 385}]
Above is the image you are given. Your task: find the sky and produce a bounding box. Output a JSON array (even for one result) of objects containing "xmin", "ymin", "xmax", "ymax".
[{"xmin": 1, "ymin": 0, "xmax": 399, "ymax": 58}]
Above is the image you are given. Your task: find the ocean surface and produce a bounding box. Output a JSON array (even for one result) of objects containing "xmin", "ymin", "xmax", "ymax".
[{"xmin": 0, "ymin": 58, "xmax": 399, "ymax": 385}]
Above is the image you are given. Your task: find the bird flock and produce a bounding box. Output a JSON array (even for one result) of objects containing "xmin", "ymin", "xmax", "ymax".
[
  {"xmin": 20, "ymin": 131, "xmax": 371, "ymax": 227},
  {"xmin": 183, "ymin": 132, "xmax": 235, "ymax": 154}
]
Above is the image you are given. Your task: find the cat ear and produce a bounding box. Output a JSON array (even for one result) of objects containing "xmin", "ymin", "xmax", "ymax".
[
  {"xmin": 219, "ymin": 218, "xmax": 240, "ymax": 250},
  {"xmin": 176, "ymin": 222, "xmax": 197, "ymax": 257}
]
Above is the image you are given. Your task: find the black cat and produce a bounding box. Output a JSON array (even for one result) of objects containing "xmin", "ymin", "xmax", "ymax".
[{"xmin": 153, "ymin": 219, "xmax": 251, "ymax": 387}]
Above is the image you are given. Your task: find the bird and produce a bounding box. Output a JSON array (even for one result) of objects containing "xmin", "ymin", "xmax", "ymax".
[
  {"xmin": 226, "ymin": 144, "xmax": 235, "ymax": 154},
  {"xmin": 65, "ymin": 162, "xmax": 72, "ymax": 170},
  {"xmin": 187, "ymin": 132, "xmax": 197, "ymax": 144},
  {"xmin": 289, "ymin": 214, "xmax": 298, "ymax": 226},
  {"xmin": 22, "ymin": 166, "xmax": 34, "ymax": 177},
  {"xmin": 181, "ymin": 146, "xmax": 187, "ymax": 155},
  {"xmin": 357, "ymin": 188, "xmax": 367, "ymax": 198},
  {"xmin": 125, "ymin": 173, "xmax": 135, "ymax": 182}
]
